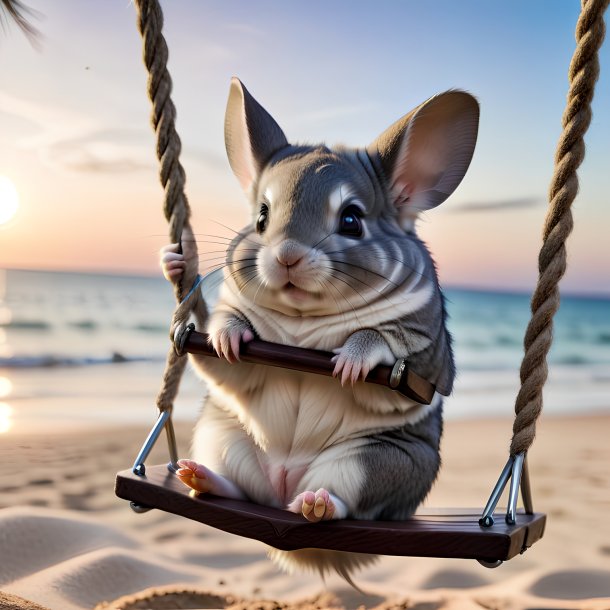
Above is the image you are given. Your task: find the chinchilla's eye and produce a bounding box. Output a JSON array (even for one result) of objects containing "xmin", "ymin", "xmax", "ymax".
[
  {"xmin": 339, "ymin": 204, "xmax": 363, "ymax": 237},
  {"xmin": 256, "ymin": 203, "xmax": 269, "ymax": 234}
]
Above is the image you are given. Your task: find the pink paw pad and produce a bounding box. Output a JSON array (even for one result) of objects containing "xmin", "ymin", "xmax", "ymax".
[
  {"xmin": 176, "ymin": 459, "xmax": 212, "ymax": 494},
  {"xmin": 289, "ymin": 488, "xmax": 336, "ymax": 522}
]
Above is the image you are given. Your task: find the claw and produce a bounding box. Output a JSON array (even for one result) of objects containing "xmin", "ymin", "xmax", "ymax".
[
  {"xmin": 210, "ymin": 324, "xmax": 255, "ymax": 364},
  {"xmin": 230, "ymin": 332, "xmax": 241, "ymax": 362}
]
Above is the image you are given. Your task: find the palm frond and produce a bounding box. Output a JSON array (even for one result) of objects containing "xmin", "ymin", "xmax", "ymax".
[{"xmin": 1, "ymin": 0, "xmax": 41, "ymax": 46}]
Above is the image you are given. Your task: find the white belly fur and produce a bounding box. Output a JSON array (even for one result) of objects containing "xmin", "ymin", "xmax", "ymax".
[{"xmin": 190, "ymin": 352, "xmax": 438, "ymax": 511}]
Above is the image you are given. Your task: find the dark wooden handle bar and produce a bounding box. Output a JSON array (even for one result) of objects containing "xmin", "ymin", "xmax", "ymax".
[{"xmin": 182, "ymin": 329, "xmax": 436, "ymax": 404}]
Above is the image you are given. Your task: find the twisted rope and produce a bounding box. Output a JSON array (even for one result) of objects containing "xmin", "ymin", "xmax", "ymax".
[
  {"xmin": 510, "ymin": 0, "xmax": 609, "ymax": 456},
  {"xmin": 134, "ymin": 0, "xmax": 205, "ymax": 412}
]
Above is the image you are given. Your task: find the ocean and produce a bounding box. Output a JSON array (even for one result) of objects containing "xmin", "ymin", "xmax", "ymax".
[{"xmin": 0, "ymin": 268, "xmax": 608, "ymax": 435}]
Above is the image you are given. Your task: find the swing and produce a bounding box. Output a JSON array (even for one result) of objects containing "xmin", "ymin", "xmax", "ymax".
[{"xmin": 115, "ymin": 0, "xmax": 609, "ymax": 567}]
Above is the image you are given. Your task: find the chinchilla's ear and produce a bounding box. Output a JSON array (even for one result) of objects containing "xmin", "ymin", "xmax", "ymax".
[
  {"xmin": 368, "ymin": 91, "xmax": 479, "ymax": 228},
  {"xmin": 224, "ymin": 77, "xmax": 288, "ymax": 194}
]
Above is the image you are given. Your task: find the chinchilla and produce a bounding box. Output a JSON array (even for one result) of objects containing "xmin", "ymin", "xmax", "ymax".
[{"xmin": 161, "ymin": 77, "xmax": 479, "ymax": 585}]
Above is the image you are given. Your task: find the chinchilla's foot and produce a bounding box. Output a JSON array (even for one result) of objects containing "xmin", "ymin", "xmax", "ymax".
[
  {"xmin": 176, "ymin": 459, "xmax": 214, "ymax": 494},
  {"xmin": 287, "ymin": 488, "xmax": 347, "ymax": 522},
  {"xmin": 331, "ymin": 329, "xmax": 394, "ymax": 386},
  {"xmin": 176, "ymin": 459, "xmax": 247, "ymax": 500}
]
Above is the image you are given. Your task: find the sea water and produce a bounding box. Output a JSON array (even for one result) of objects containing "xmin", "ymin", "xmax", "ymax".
[{"xmin": 0, "ymin": 268, "xmax": 608, "ymax": 433}]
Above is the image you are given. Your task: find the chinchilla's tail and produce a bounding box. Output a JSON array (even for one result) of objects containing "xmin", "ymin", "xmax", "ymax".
[{"xmin": 267, "ymin": 547, "xmax": 378, "ymax": 591}]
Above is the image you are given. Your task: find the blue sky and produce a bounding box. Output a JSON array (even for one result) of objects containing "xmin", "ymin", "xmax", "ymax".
[{"xmin": 0, "ymin": 1, "xmax": 608, "ymax": 294}]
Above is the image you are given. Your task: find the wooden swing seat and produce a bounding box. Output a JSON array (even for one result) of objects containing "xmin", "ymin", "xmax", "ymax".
[{"xmin": 115, "ymin": 464, "xmax": 546, "ymax": 563}]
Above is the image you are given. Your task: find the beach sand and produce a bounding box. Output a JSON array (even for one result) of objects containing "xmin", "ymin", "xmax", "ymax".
[{"xmin": 1, "ymin": 414, "xmax": 609, "ymax": 610}]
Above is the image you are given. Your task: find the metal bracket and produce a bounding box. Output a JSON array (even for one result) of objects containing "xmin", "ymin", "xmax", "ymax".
[
  {"xmin": 131, "ymin": 409, "xmax": 179, "ymax": 476},
  {"xmin": 479, "ymin": 452, "xmax": 533, "ymax": 527},
  {"xmin": 129, "ymin": 408, "xmax": 179, "ymax": 514}
]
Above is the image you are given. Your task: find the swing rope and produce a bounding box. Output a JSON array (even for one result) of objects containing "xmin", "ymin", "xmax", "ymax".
[
  {"xmin": 135, "ymin": 0, "xmax": 206, "ymax": 415},
  {"xmin": 132, "ymin": 0, "xmax": 609, "ymax": 461},
  {"xmin": 510, "ymin": 0, "xmax": 609, "ymax": 457}
]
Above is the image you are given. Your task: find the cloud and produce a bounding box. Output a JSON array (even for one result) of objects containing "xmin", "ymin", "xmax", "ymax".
[
  {"xmin": 47, "ymin": 128, "xmax": 155, "ymax": 173},
  {"xmin": 0, "ymin": 90, "xmax": 94, "ymax": 145},
  {"xmin": 448, "ymin": 196, "xmax": 543, "ymax": 213},
  {"xmin": 0, "ymin": 91, "xmax": 224, "ymax": 174},
  {"xmin": 60, "ymin": 154, "xmax": 152, "ymax": 174}
]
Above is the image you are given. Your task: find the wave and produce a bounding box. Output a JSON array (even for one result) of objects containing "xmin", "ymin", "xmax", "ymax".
[
  {"xmin": 0, "ymin": 353, "xmax": 164, "ymax": 369},
  {"xmin": 1, "ymin": 319, "xmax": 169, "ymax": 334},
  {"xmin": 68, "ymin": 320, "xmax": 98, "ymax": 331},
  {"xmin": 1, "ymin": 319, "xmax": 51, "ymax": 330}
]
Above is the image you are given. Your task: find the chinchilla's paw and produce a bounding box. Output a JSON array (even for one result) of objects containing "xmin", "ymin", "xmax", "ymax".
[
  {"xmin": 160, "ymin": 243, "xmax": 185, "ymax": 284},
  {"xmin": 332, "ymin": 329, "xmax": 394, "ymax": 386},
  {"xmin": 287, "ymin": 488, "xmax": 348, "ymax": 521},
  {"xmin": 160, "ymin": 226, "xmax": 198, "ymax": 285},
  {"xmin": 209, "ymin": 315, "xmax": 255, "ymax": 363},
  {"xmin": 176, "ymin": 459, "xmax": 214, "ymax": 494}
]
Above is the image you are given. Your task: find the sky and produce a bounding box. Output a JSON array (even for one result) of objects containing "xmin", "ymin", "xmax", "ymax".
[{"xmin": 0, "ymin": 0, "xmax": 609, "ymax": 295}]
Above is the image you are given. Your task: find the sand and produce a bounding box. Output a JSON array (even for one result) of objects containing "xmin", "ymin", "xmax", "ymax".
[{"xmin": 1, "ymin": 414, "xmax": 609, "ymax": 610}]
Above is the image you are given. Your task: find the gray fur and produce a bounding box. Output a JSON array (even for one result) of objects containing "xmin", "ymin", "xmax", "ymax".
[{"xmin": 354, "ymin": 405, "xmax": 443, "ymax": 520}]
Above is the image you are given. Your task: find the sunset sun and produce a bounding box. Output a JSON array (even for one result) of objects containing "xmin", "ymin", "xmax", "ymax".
[{"xmin": 0, "ymin": 176, "xmax": 20, "ymax": 225}]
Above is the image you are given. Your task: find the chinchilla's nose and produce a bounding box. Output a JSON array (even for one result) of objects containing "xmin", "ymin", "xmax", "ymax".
[{"xmin": 275, "ymin": 239, "xmax": 308, "ymax": 267}]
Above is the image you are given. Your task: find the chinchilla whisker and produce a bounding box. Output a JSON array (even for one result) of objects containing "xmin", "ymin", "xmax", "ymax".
[
  {"xmin": 204, "ymin": 259, "xmax": 257, "ymax": 278},
  {"xmin": 198, "ymin": 254, "xmax": 231, "ymax": 265},
  {"xmin": 233, "ymin": 262, "xmax": 261, "ymax": 279},
  {"xmin": 315, "ymin": 277, "xmax": 350, "ymax": 328},
  {"xmin": 238, "ymin": 270, "xmax": 263, "ymax": 295},
  {"xmin": 198, "ymin": 248, "xmax": 235, "ymax": 256},
  {"xmin": 326, "ymin": 271, "xmax": 372, "ymax": 310},
  {"xmin": 310, "ymin": 231, "xmax": 334, "ymax": 251},
  {"xmin": 377, "ymin": 257, "xmax": 437, "ymax": 285},
  {"xmin": 191, "ymin": 239, "xmax": 244, "ymax": 248},
  {"xmin": 197, "ymin": 244, "xmax": 259, "ymax": 253},
  {"xmin": 252, "ymin": 275, "xmax": 268, "ymax": 306},
  {"xmin": 197, "ymin": 250, "xmax": 257, "ymax": 265},
  {"xmin": 329, "ymin": 266, "xmax": 401, "ymax": 309},
  {"xmin": 208, "ymin": 219, "xmax": 262, "ymax": 247},
  {"xmin": 202, "ymin": 256, "xmax": 259, "ymax": 273},
  {"xmin": 326, "ymin": 259, "xmax": 401, "ymax": 289},
  {"xmin": 196, "ymin": 243, "xmax": 260, "ymax": 256},
  {"xmin": 325, "ymin": 275, "xmax": 365, "ymax": 327},
  {"xmin": 193, "ymin": 233, "xmax": 237, "ymax": 240},
  {"xmin": 321, "ymin": 262, "xmax": 393, "ymax": 301},
  {"xmin": 331, "ymin": 264, "xmax": 408, "ymax": 309},
  {"xmin": 207, "ymin": 219, "xmax": 243, "ymax": 235},
  {"xmin": 227, "ymin": 255, "xmax": 259, "ymax": 264},
  {"xmin": 326, "ymin": 245, "xmax": 436, "ymax": 285},
  {"xmin": 231, "ymin": 263, "xmax": 259, "ymax": 279},
  {"xmin": 199, "ymin": 262, "xmax": 231, "ymax": 283}
]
